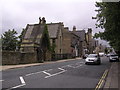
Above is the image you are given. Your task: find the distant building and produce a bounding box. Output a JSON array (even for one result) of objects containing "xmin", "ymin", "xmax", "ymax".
[{"xmin": 71, "ymin": 26, "xmax": 86, "ymax": 57}]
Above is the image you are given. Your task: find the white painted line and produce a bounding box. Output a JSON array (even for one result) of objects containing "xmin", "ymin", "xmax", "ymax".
[
  {"xmin": 58, "ymin": 68, "xmax": 66, "ymax": 71},
  {"xmin": 25, "ymin": 69, "xmax": 52, "ymax": 76},
  {"xmin": 61, "ymin": 65, "xmax": 69, "ymax": 68},
  {"xmin": 74, "ymin": 64, "xmax": 83, "ymax": 68},
  {"xmin": 42, "ymin": 71, "xmax": 51, "ymax": 76},
  {"xmin": 6, "ymin": 77, "xmax": 26, "ymax": 90},
  {"xmin": 25, "ymin": 71, "xmax": 43, "ymax": 76},
  {"xmin": 44, "ymin": 69, "xmax": 53, "ymax": 72},
  {"xmin": 8, "ymin": 84, "xmax": 26, "ymax": 90},
  {"xmin": 20, "ymin": 76, "xmax": 25, "ymax": 84},
  {"xmin": 67, "ymin": 65, "xmax": 76, "ymax": 68},
  {"xmin": 45, "ymin": 70, "xmax": 66, "ymax": 78}
]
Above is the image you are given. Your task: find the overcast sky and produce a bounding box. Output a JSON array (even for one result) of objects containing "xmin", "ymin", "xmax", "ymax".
[{"xmin": 1, "ymin": 0, "xmax": 104, "ymax": 35}]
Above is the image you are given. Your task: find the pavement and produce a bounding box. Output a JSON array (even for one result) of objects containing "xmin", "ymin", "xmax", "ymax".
[
  {"xmin": 104, "ymin": 62, "xmax": 120, "ymax": 89},
  {"xmin": 0, "ymin": 57, "xmax": 119, "ymax": 89},
  {"xmin": 0, "ymin": 57, "xmax": 81, "ymax": 71}
]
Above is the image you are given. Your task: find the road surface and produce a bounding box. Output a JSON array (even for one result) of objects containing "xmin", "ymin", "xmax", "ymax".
[{"xmin": 2, "ymin": 56, "xmax": 111, "ymax": 89}]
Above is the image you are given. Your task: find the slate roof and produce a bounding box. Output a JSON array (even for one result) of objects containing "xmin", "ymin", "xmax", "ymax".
[
  {"xmin": 47, "ymin": 23, "xmax": 62, "ymax": 38},
  {"xmin": 23, "ymin": 24, "xmax": 44, "ymax": 44},
  {"xmin": 23, "ymin": 22, "xmax": 63, "ymax": 45},
  {"xmin": 72, "ymin": 30, "xmax": 85, "ymax": 41},
  {"xmin": 24, "ymin": 25, "xmax": 34, "ymax": 39}
]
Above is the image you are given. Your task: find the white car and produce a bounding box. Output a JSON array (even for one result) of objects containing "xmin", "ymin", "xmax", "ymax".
[
  {"xmin": 106, "ymin": 53, "xmax": 111, "ymax": 57},
  {"xmin": 109, "ymin": 54, "xmax": 119, "ymax": 62},
  {"xmin": 85, "ymin": 54, "xmax": 101, "ymax": 65},
  {"xmin": 99, "ymin": 52, "xmax": 104, "ymax": 57}
]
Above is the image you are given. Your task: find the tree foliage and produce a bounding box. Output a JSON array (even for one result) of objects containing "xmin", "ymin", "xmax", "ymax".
[
  {"xmin": 18, "ymin": 28, "xmax": 25, "ymax": 50},
  {"xmin": 2, "ymin": 29, "xmax": 18, "ymax": 51},
  {"xmin": 41, "ymin": 24, "xmax": 51, "ymax": 51},
  {"xmin": 40, "ymin": 24, "xmax": 51, "ymax": 61},
  {"xmin": 94, "ymin": 2, "xmax": 120, "ymax": 53}
]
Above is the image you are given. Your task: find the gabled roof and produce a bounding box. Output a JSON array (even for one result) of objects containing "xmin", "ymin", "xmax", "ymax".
[
  {"xmin": 23, "ymin": 22, "xmax": 63, "ymax": 44},
  {"xmin": 72, "ymin": 30, "xmax": 85, "ymax": 41},
  {"xmin": 47, "ymin": 23, "xmax": 63, "ymax": 38},
  {"xmin": 23, "ymin": 24, "xmax": 44, "ymax": 44}
]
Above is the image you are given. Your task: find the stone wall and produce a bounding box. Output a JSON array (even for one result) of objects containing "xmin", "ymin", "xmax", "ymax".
[
  {"xmin": 2, "ymin": 51, "xmax": 21, "ymax": 65},
  {"xmin": 20, "ymin": 52, "xmax": 37, "ymax": 64},
  {"xmin": 2, "ymin": 51, "xmax": 38, "ymax": 65}
]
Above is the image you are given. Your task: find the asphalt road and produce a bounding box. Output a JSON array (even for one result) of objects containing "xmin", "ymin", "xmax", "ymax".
[{"xmin": 2, "ymin": 56, "xmax": 111, "ymax": 89}]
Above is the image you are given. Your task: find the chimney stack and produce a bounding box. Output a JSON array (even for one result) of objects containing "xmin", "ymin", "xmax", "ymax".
[{"xmin": 73, "ymin": 26, "xmax": 76, "ymax": 32}]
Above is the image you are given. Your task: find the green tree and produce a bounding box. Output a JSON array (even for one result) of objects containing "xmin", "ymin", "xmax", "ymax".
[
  {"xmin": 41, "ymin": 24, "xmax": 51, "ymax": 61},
  {"xmin": 2, "ymin": 29, "xmax": 18, "ymax": 51},
  {"xmin": 18, "ymin": 28, "xmax": 25, "ymax": 50},
  {"xmin": 93, "ymin": 2, "xmax": 120, "ymax": 55}
]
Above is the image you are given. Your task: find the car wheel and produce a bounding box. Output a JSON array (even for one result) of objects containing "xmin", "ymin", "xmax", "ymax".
[
  {"xmin": 117, "ymin": 59, "xmax": 119, "ymax": 62},
  {"xmin": 109, "ymin": 60, "xmax": 111, "ymax": 62}
]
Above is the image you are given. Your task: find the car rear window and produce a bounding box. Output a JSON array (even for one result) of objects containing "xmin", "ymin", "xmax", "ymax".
[{"xmin": 88, "ymin": 54, "xmax": 97, "ymax": 58}]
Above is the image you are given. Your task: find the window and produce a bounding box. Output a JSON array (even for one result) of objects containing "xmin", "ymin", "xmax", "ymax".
[
  {"xmin": 60, "ymin": 49, "xmax": 61, "ymax": 53},
  {"xmin": 52, "ymin": 39, "xmax": 55, "ymax": 44}
]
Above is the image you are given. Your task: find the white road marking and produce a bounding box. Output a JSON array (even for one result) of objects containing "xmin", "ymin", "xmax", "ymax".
[
  {"xmin": 61, "ymin": 65, "xmax": 69, "ymax": 68},
  {"xmin": 45, "ymin": 70, "xmax": 66, "ymax": 78},
  {"xmin": 45, "ymin": 68, "xmax": 67, "ymax": 78},
  {"xmin": 0, "ymin": 80, "xmax": 4, "ymax": 82},
  {"xmin": 42, "ymin": 71, "xmax": 51, "ymax": 76},
  {"xmin": 66, "ymin": 64, "xmax": 83, "ymax": 68},
  {"xmin": 25, "ymin": 69, "xmax": 52, "ymax": 76},
  {"xmin": 58, "ymin": 68, "xmax": 66, "ymax": 71},
  {"xmin": 7, "ymin": 77, "xmax": 26, "ymax": 90},
  {"xmin": 44, "ymin": 69, "xmax": 53, "ymax": 72},
  {"xmin": 67, "ymin": 65, "xmax": 76, "ymax": 68},
  {"xmin": 8, "ymin": 84, "xmax": 26, "ymax": 90},
  {"xmin": 74, "ymin": 65, "xmax": 83, "ymax": 68},
  {"xmin": 19, "ymin": 76, "xmax": 25, "ymax": 84},
  {"xmin": 25, "ymin": 71, "xmax": 43, "ymax": 76}
]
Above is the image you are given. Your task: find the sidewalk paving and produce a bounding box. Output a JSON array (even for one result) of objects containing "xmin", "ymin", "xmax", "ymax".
[
  {"xmin": 104, "ymin": 62, "xmax": 120, "ymax": 89},
  {"xmin": 0, "ymin": 57, "xmax": 81, "ymax": 71}
]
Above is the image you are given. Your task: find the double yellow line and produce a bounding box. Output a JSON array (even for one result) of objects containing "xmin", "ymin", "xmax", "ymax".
[{"xmin": 95, "ymin": 69, "xmax": 109, "ymax": 90}]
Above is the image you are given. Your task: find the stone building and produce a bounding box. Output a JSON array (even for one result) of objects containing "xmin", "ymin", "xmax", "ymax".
[
  {"xmin": 20, "ymin": 17, "xmax": 46, "ymax": 53},
  {"xmin": 85, "ymin": 28, "xmax": 99, "ymax": 54},
  {"xmin": 20, "ymin": 17, "xmax": 82, "ymax": 61},
  {"xmin": 85, "ymin": 28, "xmax": 93, "ymax": 54},
  {"xmin": 71, "ymin": 26, "xmax": 86, "ymax": 57},
  {"xmin": 47, "ymin": 22, "xmax": 64, "ymax": 54},
  {"xmin": 62, "ymin": 26, "xmax": 81, "ymax": 57}
]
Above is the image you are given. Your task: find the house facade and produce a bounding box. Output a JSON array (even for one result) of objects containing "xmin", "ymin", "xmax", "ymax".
[
  {"xmin": 20, "ymin": 17, "xmax": 99, "ymax": 62},
  {"xmin": 71, "ymin": 26, "xmax": 86, "ymax": 57},
  {"xmin": 20, "ymin": 17, "xmax": 82, "ymax": 61}
]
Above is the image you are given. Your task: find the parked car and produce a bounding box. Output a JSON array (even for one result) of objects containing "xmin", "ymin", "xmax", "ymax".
[
  {"xmin": 85, "ymin": 54, "xmax": 101, "ymax": 65},
  {"xmin": 109, "ymin": 54, "xmax": 119, "ymax": 62},
  {"xmin": 99, "ymin": 52, "xmax": 104, "ymax": 57},
  {"xmin": 106, "ymin": 53, "xmax": 111, "ymax": 57}
]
